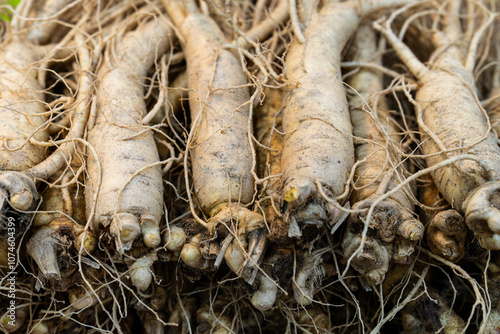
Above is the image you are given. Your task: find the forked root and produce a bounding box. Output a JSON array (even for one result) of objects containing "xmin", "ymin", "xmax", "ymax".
[
  {"xmin": 464, "ymin": 181, "xmax": 500, "ymax": 249},
  {"xmin": 109, "ymin": 211, "xmax": 161, "ymax": 252},
  {"xmin": 180, "ymin": 204, "xmax": 266, "ymax": 283},
  {"xmin": 27, "ymin": 218, "xmax": 97, "ymax": 280},
  {"xmin": 0, "ymin": 172, "xmax": 37, "ymax": 212},
  {"xmin": 427, "ymin": 209, "xmax": 467, "ymax": 262},
  {"xmin": 343, "ymin": 198, "xmax": 424, "ymax": 284}
]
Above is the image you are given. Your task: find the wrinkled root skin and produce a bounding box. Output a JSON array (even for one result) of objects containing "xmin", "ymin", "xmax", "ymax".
[
  {"xmin": 343, "ymin": 198, "xmax": 424, "ymax": 284},
  {"xmin": 464, "ymin": 181, "xmax": 500, "ymax": 250},
  {"xmin": 427, "ymin": 209, "xmax": 467, "ymax": 262},
  {"xmin": 0, "ymin": 172, "xmax": 37, "ymax": 213},
  {"xmin": 179, "ymin": 204, "xmax": 266, "ymax": 284},
  {"xmin": 27, "ymin": 217, "xmax": 97, "ymax": 280}
]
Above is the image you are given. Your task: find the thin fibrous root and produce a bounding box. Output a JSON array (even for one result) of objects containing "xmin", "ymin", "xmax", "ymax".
[
  {"xmin": 26, "ymin": 217, "xmax": 96, "ymax": 280},
  {"xmin": 464, "ymin": 181, "xmax": 500, "ymax": 249}
]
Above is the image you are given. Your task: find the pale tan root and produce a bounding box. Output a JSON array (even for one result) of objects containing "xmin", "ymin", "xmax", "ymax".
[
  {"xmin": 342, "ymin": 230, "xmax": 391, "ymax": 284},
  {"xmin": 164, "ymin": 0, "xmax": 265, "ymax": 281},
  {"xmin": 250, "ymin": 247, "xmax": 292, "ymax": 311},
  {"xmin": 180, "ymin": 233, "xmax": 210, "ymax": 270},
  {"xmin": 128, "ymin": 252, "xmax": 158, "ymax": 291},
  {"xmin": 86, "ymin": 16, "xmax": 171, "ymax": 252},
  {"xmin": 419, "ymin": 174, "xmax": 467, "ymax": 262},
  {"xmin": 342, "ymin": 26, "xmax": 422, "ymax": 284},
  {"xmin": 251, "ymin": 272, "xmax": 278, "ymax": 311},
  {"xmin": 67, "ymin": 286, "xmax": 97, "ymax": 311},
  {"xmin": 254, "ymin": 88, "xmax": 289, "ymax": 242},
  {"xmin": 401, "ymin": 289, "xmax": 465, "ymax": 334},
  {"xmin": 26, "ymin": 0, "xmax": 77, "ymax": 44},
  {"xmin": 26, "ymin": 217, "xmax": 97, "ymax": 280},
  {"xmin": 374, "ymin": 3, "xmax": 500, "ymax": 250},
  {"xmin": 281, "ymin": 0, "xmax": 411, "ymax": 239},
  {"xmin": 0, "ymin": 40, "xmax": 48, "ymax": 213},
  {"xmin": 0, "ymin": 172, "xmax": 37, "ymax": 211},
  {"xmin": 164, "ymin": 225, "xmax": 187, "ymax": 252}
]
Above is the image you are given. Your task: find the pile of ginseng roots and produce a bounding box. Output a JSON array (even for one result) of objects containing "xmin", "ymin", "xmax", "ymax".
[{"xmin": 1, "ymin": 0, "xmax": 500, "ymax": 333}]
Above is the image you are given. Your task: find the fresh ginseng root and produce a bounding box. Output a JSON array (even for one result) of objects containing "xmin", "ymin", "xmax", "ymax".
[
  {"xmin": 279, "ymin": 0, "xmax": 412, "ymax": 242},
  {"xmin": 85, "ymin": 16, "xmax": 171, "ymax": 254},
  {"xmin": 342, "ymin": 26, "xmax": 423, "ymax": 285},
  {"xmin": 27, "ymin": 166, "xmax": 96, "ymax": 280},
  {"xmin": 374, "ymin": 2, "xmax": 500, "ymax": 249},
  {"xmin": 163, "ymin": 0, "xmax": 266, "ymax": 283},
  {"xmin": 1, "ymin": 1, "xmax": 94, "ymax": 220}
]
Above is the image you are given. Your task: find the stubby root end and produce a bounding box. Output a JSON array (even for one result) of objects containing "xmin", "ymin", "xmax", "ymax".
[
  {"xmin": 128, "ymin": 252, "xmax": 157, "ymax": 291},
  {"xmin": 464, "ymin": 181, "xmax": 500, "ymax": 249},
  {"xmin": 427, "ymin": 210, "xmax": 466, "ymax": 262},
  {"xmin": 110, "ymin": 212, "xmax": 140, "ymax": 252},
  {"xmin": 251, "ymin": 273, "xmax": 278, "ymax": 311},
  {"xmin": 0, "ymin": 172, "xmax": 37, "ymax": 211},
  {"xmin": 164, "ymin": 225, "xmax": 187, "ymax": 252}
]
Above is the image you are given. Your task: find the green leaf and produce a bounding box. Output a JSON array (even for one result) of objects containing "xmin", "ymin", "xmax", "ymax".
[{"xmin": 1, "ymin": 0, "xmax": 22, "ymax": 22}]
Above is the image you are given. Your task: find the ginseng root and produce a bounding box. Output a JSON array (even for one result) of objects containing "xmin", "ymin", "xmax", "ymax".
[
  {"xmin": 163, "ymin": 0, "xmax": 266, "ymax": 283},
  {"xmin": 279, "ymin": 0, "xmax": 411, "ymax": 242},
  {"xmin": 85, "ymin": 16, "xmax": 171, "ymax": 253},
  {"xmin": 374, "ymin": 1, "xmax": 500, "ymax": 249},
  {"xmin": 342, "ymin": 26, "xmax": 423, "ymax": 284}
]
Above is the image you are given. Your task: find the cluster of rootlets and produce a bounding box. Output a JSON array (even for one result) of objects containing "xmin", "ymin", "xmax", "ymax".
[{"xmin": 1, "ymin": 0, "xmax": 500, "ymax": 333}]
